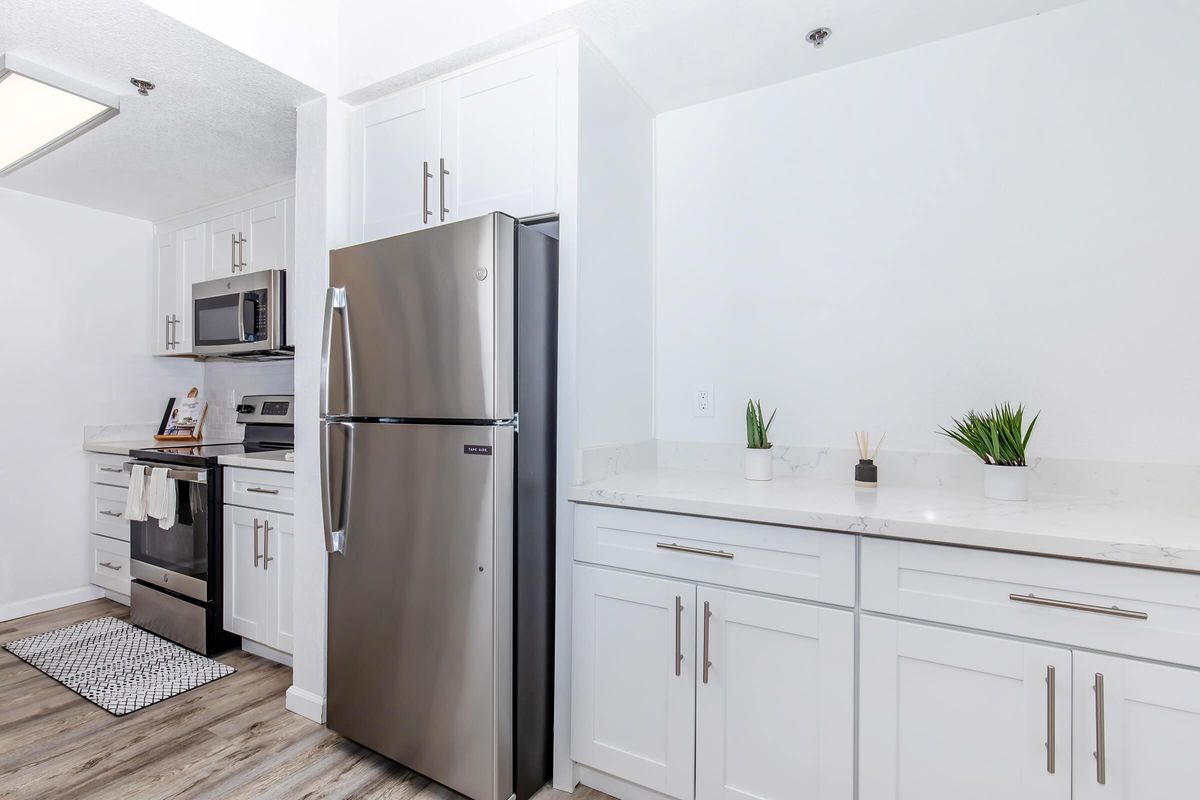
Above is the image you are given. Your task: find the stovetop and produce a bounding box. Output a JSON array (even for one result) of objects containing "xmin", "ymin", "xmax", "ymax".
[{"xmin": 130, "ymin": 441, "xmax": 292, "ymax": 468}]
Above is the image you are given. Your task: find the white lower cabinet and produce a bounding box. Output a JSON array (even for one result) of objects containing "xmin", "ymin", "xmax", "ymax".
[
  {"xmin": 696, "ymin": 588, "xmax": 854, "ymax": 800},
  {"xmin": 1073, "ymin": 653, "xmax": 1200, "ymax": 799},
  {"xmin": 223, "ymin": 504, "xmax": 293, "ymax": 654},
  {"xmin": 572, "ymin": 565, "xmax": 696, "ymax": 799},
  {"xmin": 89, "ymin": 534, "xmax": 131, "ymax": 596},
  {"xmin": 571, "ymin": 562, "xmax": 854, "ymax": 800},
  {"xmin": 860, "ymin": 617, "xmax": 1071, "ymax": 800}
]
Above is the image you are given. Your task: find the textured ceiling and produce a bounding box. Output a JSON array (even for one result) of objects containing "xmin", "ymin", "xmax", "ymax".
[
  {"xmin": 0, "ymin": 0, "xmax": 319, "ymax": 220},
  {"xmin": 344, "ymin": 0, "xmax": 1086, "ymax": 110}
]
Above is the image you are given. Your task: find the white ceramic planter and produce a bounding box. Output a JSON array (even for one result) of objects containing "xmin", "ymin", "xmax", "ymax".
[
  {"xmin": 983, "ymin": 464, "xmax": 1031, "ymax": 501},
  {"xmin": 745, "ymin": 447, "xmax": 774, "ymax": 481}
]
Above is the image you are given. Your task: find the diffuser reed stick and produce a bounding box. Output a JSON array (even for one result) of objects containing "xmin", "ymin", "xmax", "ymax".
[{"xmin": 854, "ymin": 431, "xmax": 885, "ymax": 487}]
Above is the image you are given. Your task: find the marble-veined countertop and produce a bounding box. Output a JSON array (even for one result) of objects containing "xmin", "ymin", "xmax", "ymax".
[{"xmin": 568, "ymin": 468, "xmax": 1200, "ymax": 573}]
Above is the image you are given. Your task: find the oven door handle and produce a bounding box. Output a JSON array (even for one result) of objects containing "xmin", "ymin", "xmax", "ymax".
[{"xmin": 124, "ymin": 461, "xmax": 207, "ymax": 483}]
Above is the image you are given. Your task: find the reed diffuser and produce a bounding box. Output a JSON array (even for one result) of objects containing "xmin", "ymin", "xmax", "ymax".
[{"xmin": 854, "ymin": 431, "xmax": 886, "ymax": 488}]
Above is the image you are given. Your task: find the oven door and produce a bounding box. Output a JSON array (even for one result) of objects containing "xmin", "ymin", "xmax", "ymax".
[{"xmin": 129, "ymin": 464, "xmax": 212, "ymax": 602}]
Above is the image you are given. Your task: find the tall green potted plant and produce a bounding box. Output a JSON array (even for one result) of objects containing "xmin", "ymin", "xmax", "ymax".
[
  {"xmin": 939, "ymin": 403, "xmax": 1039, "ymax": 501},
  {"xmin": 745, "ymin": 399, "xmax": 776, "ymax": 481}
]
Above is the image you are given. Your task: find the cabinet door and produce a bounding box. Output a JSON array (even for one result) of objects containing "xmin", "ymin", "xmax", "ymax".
[
  {"xmin": 859, "ymin": 617, "xmax": 1071, "ymax": 800},
  {"xmin": 439, "ymin": 45, "xmax": 558, "ymax": 222},
  {"xmin": 263, "ymin": 511, "xmax": 294, "ymax": 653},
  {"xmin": 243, "ymin": 199, "xmax": 290, "ymax": 272},
  {"xmin": 207, "ymin": 213, "xmax": 243, "ymax": 278},
  {"xmin": 153, "ymin": 231, "xmax": 178, "ymax": 355},
  {"xmin": 351, "ymin": 85, "xmax": 439, "ymax": 243},
  {"xmin": 223, "ymin": 506, "xmax": 267, "ymax": 641},
  {"xmin": 1074, "ymin": 653, "xmax": 1200, "ymax": 799},
  {"xmin": 572, "ymin": 564, "xmax": 696, "ymax": 800},
  {"xmin": 696, "ymin": 588, "xmax": 853, "ymax": 799},
  {"xmin": 174, "ymin": 223, "xmax": 205, "ymax": 353}
]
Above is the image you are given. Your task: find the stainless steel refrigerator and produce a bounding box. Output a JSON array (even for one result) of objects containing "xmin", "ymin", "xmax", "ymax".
[{"xmin": 321, "ymin": 213, "xmax": 557, "ymax": 800}]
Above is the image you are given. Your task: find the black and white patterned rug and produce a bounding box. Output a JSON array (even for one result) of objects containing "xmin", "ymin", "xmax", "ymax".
[{"xmin": 3, "ymin": 616, "xmax": 235, "ymax": 716}]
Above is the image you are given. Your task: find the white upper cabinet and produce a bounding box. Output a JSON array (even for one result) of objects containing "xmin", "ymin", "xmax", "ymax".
[
  {"xmin": 350, "ymin": 40, "xmax": 564, "ymax": 245},
  {"xmin": 206, "ymin": 212, "xmax": 243, "ymax": 279},
  {"xmin": 351, "ymin": 85, "xmax": 439, "ymax": 242},
  {"xmin": 243, "ymin": 199, "xmax": 292, "ymax": 273},
  {"xmin": 153, "ymin": 231, "xmax": 179, "ymax": 356},
  {"xmin": 153, "ymin": 223, "xmax": 205, "ymax": 355},
  {"xmin": 695, "ymin": 587, "xmax": 853, "ymax": 800},
  {"xmin": 859, "ymin": 616, "xmax": 1071, "ymax": 800},
  {"xmin": 1073, "ymin": 653, "xmax": 1200, "ymax": 799},
  {"xmin": 439, "ymin": 45, "xmax": 558, "ymax": 223}
]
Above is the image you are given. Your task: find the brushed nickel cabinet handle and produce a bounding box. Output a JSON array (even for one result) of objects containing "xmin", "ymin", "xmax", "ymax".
[
  {"xmin": 253, "ymin": 518, "xmax": 262, "ymax": 568},
  {"xmin": 99, "ymin": 510, "xmax": 123, "ymax": 518},
  {"xmin": 423, "ymin": 161, "xmax": 433, "ymax": 223},
  {"xmin": 1009, "ymin": 592, "xmax": 1148, "ymax": 620},
  {"xmin": 99, "ymin": 561, "xmax": 122, "ymax": 571},
  {"xmin": 231, "ymin": 233, "xmax": 238, "ymax": 273},
  {"xmin": 165, "ymin": 314, "xmax": 171, "ymax": 349},
  {"xmin": 99, "ymin": 466, "xmax": 123, "ymax": 473},
  {"xmin": 238, "ymin": 233, "xmax": 247, "ymax": 271},
  {"xmin": 657, "ymin": 542, "xmax": 734, "ymax": 560},
  {"xmin": 674, "ymin": 595, "xmax": 683, "ymax": 677},
  {"xmin": 702, "ymin": 601, "xmax": 712, "ymax": 685},
  {"xmin": 1094, "ymin": 672, "xmax": 1107, "ymax": 784},
  {"xmin": 262, "ymin": 519, "xmax": 274, "ymax": 570},
  {"xmin": 439, "ymin": 157, "xmax": 449, "ymax": 221},
  {"xmin": 247, "ymin": 487, "xmax": 280, "ymax": 495},
  {"xmin": 1046, "ymin": 665, "xmax": 1056, "ymax": 774}
]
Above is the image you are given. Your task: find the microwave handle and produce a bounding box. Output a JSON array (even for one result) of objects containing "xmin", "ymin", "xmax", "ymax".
[
  {"xmin": 236, "ymin": 292, "xmax": 247, "ymax": 342},
  {"xmin": 320, "ymin": 287, "xmax": 351, "ymax": 417}
]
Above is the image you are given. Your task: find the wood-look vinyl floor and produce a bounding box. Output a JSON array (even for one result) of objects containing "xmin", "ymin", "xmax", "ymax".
[{"xmin": 0, "ymin": 599, "xmax": 611, "ymax": 800}]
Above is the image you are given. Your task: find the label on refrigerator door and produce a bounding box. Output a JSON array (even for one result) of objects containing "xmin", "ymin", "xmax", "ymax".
[{"xmin": 463, "ymin": 445, "xmax": 493, "ymax": 456}]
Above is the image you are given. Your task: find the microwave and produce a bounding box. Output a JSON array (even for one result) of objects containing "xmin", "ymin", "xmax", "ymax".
[{"xmin": 191, "ymin": 270, "xmax": 290, "ymax": 359}]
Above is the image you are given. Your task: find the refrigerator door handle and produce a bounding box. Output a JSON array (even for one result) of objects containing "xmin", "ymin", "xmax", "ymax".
[
  {"xmin": 321, "ymin": 420, "xmax": 354, "ymax": 554},
  {"xmin": 320, "ymin": 286, "xmax": 351, "ymax": 418}
]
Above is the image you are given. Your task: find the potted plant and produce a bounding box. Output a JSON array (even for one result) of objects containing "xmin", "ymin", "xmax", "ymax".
[
  {"xmin": 745, "ymin": 399, "xmax": 777, "ymax": 481},
  {"xmin": 939, "ymin": 403, "xmax": 1040, "ymax": 501}
]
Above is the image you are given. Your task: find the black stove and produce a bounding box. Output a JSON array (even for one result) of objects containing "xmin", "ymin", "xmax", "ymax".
[{"xmin": 127, "ymin": 394, "xmax": 294, "ymax": 655}]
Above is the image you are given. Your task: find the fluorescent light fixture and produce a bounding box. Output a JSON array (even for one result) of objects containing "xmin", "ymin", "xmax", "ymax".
[{"xmin": 0, "ymin": 54, "xmax": 120, "ymax": 176}]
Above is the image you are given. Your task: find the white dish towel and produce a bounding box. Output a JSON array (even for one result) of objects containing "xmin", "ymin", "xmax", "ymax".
[
  {"xmin": 146, "ymin": 467, "xmax": 177, "ymax": 530},
  {"xmin": 124, "ymin": 465, "xmax": 148, "ymax": 522}
]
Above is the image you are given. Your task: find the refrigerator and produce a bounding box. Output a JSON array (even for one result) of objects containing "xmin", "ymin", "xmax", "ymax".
[{"xmin": 320, "ymin": 213, "xmax": 557, "ymax": 800}]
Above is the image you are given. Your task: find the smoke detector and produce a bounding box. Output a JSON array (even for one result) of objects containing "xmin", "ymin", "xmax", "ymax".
[
  {"xmin": 806, "ymin": 27, "xmax": 832, "ymax": 48},
  {"xmin": 129, "ymin": 78, "xmax": 155, "ymax": 96}
]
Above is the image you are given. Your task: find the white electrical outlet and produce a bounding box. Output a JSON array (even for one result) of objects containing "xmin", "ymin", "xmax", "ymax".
[{"xmin": 694, "ymin": 384, "xmax": 715, "ymax": 417}]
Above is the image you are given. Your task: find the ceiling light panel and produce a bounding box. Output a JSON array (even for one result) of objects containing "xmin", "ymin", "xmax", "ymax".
[{"xmin": 0, "ymin": 54, "xmax": 120, "ymax": 175}]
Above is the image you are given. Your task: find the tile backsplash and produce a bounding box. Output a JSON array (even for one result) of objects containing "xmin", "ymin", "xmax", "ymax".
[{"xmin": 202, "ymin": 361, "xmax": 295, "ymax": 441}]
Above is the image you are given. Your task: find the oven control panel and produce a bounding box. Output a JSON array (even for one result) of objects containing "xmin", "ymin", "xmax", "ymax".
[{"xmin": 235, "ymin": 395, "xmax": 295, "ymax": 425}]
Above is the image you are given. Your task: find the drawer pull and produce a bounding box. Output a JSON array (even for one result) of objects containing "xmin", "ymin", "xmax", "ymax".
[
  {"xmin": 98, "ymin": 466, "xmax": 123, "ymax": 473},
  {"xmin": 247, "ymin": 487, "xmax": 281, "ymax": 495},
  {"xmin": 99, "ymin": 561, "xmax": 123, "ymax": 572},
  {"xmin": 656, "ymin": 542, "xmax": 734, "ymax": 560},
  {"xmin": 99, "ymin": 510, "xmax": 124, "ymax": 518},
  {"xmin": 1009, "ymin": 592, "xmax": 1148, "ymax": 620}
]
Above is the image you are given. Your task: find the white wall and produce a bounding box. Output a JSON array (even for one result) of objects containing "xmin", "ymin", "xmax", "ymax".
[
  {"xmin": 0, "ymin": 188, "xmax": 201, "ymax": 620},
  {"xmin": 654, "ymin": 0, "xmax": 1200, "ymax": 465}
]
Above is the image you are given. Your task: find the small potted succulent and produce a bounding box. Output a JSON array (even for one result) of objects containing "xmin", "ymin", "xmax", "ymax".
[
  {"xmin": 745, "ymin": 399, "xmax": 777, "ymax": 481},
  {"xmin": 939, "ymin": 403, "xmax": 1040, "ymax": 501}
]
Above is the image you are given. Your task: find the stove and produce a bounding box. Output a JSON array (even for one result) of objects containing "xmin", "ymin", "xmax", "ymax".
[{"xmin": 127, "ymin": 394, "xmax": 294, "ymax": 655}]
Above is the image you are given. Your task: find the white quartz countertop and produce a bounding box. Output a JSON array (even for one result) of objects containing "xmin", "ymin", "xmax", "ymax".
[
  {"xmin": 217, "ymin": 451, "xmax": 295, "ymax": 473},
  {"xmin": 568, "ymin": 469, "xmax": 1200, "ymax": 574},
  {"xmin": 83, "ymin": 440, "xmax": 166, "ymax": 456}
]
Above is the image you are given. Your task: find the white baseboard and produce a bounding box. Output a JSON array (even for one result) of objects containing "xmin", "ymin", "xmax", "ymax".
[
  {"xmin": 576, "ymin": 766, "xmax": 674, "ymax": 800},
  {"xmin": 103, "ymin": 590, "xmax": 130, "ymax": 606},
  {"xmin": 286, "ymin": 685, "xmax": 326, "ymax": 723},
  {"xmin": 241, "ymin": 638, "xmax": 293, "ymax": 667},
  {"xmin": 0, "ymin": 585, "xmax": 104, "ymax": 623}
]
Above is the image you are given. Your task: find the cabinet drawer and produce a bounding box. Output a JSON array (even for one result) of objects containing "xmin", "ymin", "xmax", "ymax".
[
  {"xmin": 90, "ymin": 534, "xmax": 131, "ymax": 595},
  {"xmin": 862, "ymin": 538, "xmax": 1200, "ymax": 668},
  {"xmin": 224, "ymin": 467, "xmax": 294, "ymax": 514},
  {"xmin": 89, "ymin": 483, "xmax": 130, "ymax": 541},
  {"xmin": 574, "ymin": 505, "xmax": 856, "ymax": 607},
  {"xmin": 90, "ymin": 453, "xmax": 131, "ymax": 487}
]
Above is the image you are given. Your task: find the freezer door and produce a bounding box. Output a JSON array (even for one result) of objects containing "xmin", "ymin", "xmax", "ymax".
[
  {"xmin": 323, "ymin": 213, "xmax": 515, "ymax": 420},
  {"xmin": 325, "ymin": 421, "xmax": 514, "ymax": 800}
]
